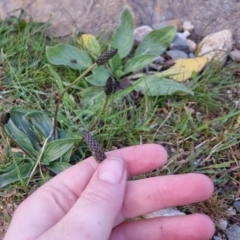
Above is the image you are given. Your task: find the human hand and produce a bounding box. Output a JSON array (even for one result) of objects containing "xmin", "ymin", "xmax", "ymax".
[{"xmin": 4, "ymin": 144, "xmax": 215, "ymax": 240}]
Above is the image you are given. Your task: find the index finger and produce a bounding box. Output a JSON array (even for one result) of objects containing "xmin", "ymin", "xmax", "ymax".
[{"xmin": 47, "ymin": 144, "xmax": 168, "ymax": 195}]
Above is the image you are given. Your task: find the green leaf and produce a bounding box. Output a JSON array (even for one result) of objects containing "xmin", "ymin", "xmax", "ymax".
[
  {"xmin": 134, "ymin": 26, "xmax": 176, "ymax": 56},
  {"xmin": 111, "ymin": 8, "xmax": 134, "ymax": 59},
  {"xmin": 26, "ymin": 111, "xmax": 52, "ymax": 139},
  {"xmin": 46, "ymin": 43, "xmax": 92, "ymax": 70},
  {"xmin": 48, "ymin": 65, "xmax": 74, "ymax": 107},
  {"xmin": 85, "ymin": 66, "xmax": 110, "ymax": 86},
  {"xmin": 0, "ymin": 162, "xmax": 35, "ymax": 189},
  {"xmin": 78, "ymin": 34, "xmax": 101, "ymax": 58},
  {"xmin": 5, "ymin": 119, "xmax": 38, "ymax": 158},
  {"xmin": 109, "ymin": 51, "xmax": 122, "ymax": 73},
  {"xmin": 123, "ymin": 54, "xmax": 158, "ymax": 74},
  {"xmin": 41, "ymin": 138, "xmax": 76, "ymax": 163},
  {"xmin": 79, "ymin": 86, "xmax": 105, "ymax": 109},
  {"xmin": 9, "ymin": 107, "xmax": 41, "ymax": 150},
  {"xmin": 134, "ymin": 76, "xmax": 194, "ymax": 96},
  {"xmin": 48, "ymin": 162, "xmax": 72, "ymax": 174}
]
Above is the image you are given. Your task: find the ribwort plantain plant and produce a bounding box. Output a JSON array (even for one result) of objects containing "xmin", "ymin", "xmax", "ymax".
[{"xmin": 52, "ymin": 49, "xmax": 118, "ymax": 140}]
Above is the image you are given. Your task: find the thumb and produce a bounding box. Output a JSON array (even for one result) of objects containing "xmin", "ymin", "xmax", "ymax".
[{"xmin": 40, "ymin": 157, "xmax": 127, "ymax": 240}]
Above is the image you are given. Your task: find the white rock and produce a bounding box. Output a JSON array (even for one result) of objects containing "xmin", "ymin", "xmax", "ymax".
[
  {"xmin": 183, "ymin": 21, "xmax": 194, "ymax": 31},
  {"xmin": 142, "ymin": 208, "xmax": 185, "ymax": 219},
  {"xmin": 186, "ymin": 39, "xmax": 197, "ymax": 52},
  {"xmin": 218, "ymin": 219, "xmax": 228, "ymax": 229},
  {"xmin": 134, "ymin": 25, "xmax": 153, "ymax": 42},
  {"xmin": 230, "ymin": 49, "xmax": 240, "ymax": 61},
  {"xmin": 196, "ymin": 30, "xmax": 233, "ymax": 65}
]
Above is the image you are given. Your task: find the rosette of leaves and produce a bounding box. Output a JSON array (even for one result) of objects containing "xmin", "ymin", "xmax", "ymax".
[
  {"xmin": 46, "ymin": 8, "xmax": 193, "ymax": 115},
  {"xmin": 0, "ymin": 107, "xmax": 77, "ymax": 189}
]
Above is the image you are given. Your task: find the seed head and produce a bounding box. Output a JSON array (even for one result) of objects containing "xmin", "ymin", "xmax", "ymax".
[
  {"xmin": 82, "ymin": 130, "xmax": 106, "ymax": 163},
  {"xmin": 96, "ymin": 49, "xmax": 118, "ymax": 65},
  {"xmin": 0, "ymin": 112, "xmax": 10, "ymax": 125},
  {"xmin": 104, "ymin": 77, "xmax": 117, "ymax": 96}
]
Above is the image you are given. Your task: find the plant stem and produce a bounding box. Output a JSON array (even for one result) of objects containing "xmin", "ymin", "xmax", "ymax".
[
  {"xmin": 72, "ymin": 96, "xmax": 109, "ymax": 155},
  {"xmin": 52, "ymin": 63, "xmax": 97, "ymax": 140},
  {"xmin": 88, "ymin": 96, "xmax": 109, "ymax": 132}
]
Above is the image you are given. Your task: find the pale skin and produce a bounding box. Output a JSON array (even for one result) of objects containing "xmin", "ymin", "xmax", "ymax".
[{"xmin": 4, "ymin": 144, "xmax": 215, "ymax": 240}]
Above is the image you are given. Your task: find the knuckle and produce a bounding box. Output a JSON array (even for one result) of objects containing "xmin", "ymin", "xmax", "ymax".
[{"xmin": 81, "ymin": 186, "xmax": 115, "ymax": 206}]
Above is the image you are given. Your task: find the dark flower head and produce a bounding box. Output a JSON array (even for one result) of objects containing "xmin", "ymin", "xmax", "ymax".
[
  {"xmin": 82, "ymin": 130, "xmax": 106, "ymax": 163},
  {"xmin": 0, "ymin": 112, "xmax": 10, "ymax": 125},
  {"xmin": 104, "ymin": 77, "xmax": 117, "ymax": 96},
  {"xmin": 96, "ymin": 49, "xmax": 118, "ymax": 65}
]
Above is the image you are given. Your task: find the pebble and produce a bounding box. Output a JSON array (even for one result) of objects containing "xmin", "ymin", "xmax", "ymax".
[
  {"xmin": 186, "ymin": 39, "xmax": 197, "ymax": 52},
  {"xmin": 188, "ymin": 53, "xmax": 195, "ymax": 58},
  {"xmin": 183, "ymin": 21, "xmax": 194, "ymax": 31},
  {"xmin": 134, "ymin": 25, "xmax": 153, "ymax": 42},
  {"xmin": 167, "ymin": 50, "xmax": 188, "ymax": 60},
  {"xmin": 213, "ymin": 236, "xmax": 223, "ymax": 240},
  {"xmin": 142, "ymin": 208, "xmax": 185, "ymax": 219},
  {"xmin": 218, "ymin": 219, "xmax": 228, "ymax": 229},
  {"xmin": 170, "ymin": 35, "xmax": 191, "ymax": 54},
  {"xmin": 196, "ymin": 29, "xmax": 233, "ymax": 65},
  {"xmin": 234, "ymin": 201, "xmax": 240, "ymax": 212},
  {"xmin": 229, "ymin": 49, "xmax": 240, "ymax": 61},
  {"xmin": 226, "ymin": 224, "xmax": 240, "ymax": 240},
  {"xmin": 177, "ymin": 31, "xmax": 188, "ymax": 40}
]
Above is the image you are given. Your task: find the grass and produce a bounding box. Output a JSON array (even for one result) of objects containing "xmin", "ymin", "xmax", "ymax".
[{"xmin": 1, "ymin": 16, "xmax": 240, "ymax": 239}]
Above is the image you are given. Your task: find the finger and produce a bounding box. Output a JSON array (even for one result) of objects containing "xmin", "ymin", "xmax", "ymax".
[
  {"xmin": 38, "ymin": 157, "xmax": 127, "ymax": 240},
  {"xmin": 44, "ymin": 143, "xmax": 168, "ymax": 197},
  {"xmin": 4, "ymin": 144, "xmax": 167, "ymax": 239},
  {"xmin": 118, "ymin": 173, "xmax": 213, "ymax": 222},
  {"xmin": 111, "ymin": 214, "xmax": 215, "ymax": 240}
]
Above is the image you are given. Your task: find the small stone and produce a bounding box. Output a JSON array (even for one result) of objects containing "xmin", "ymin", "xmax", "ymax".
[
  {"xmin": 218, "ymin": 219, "xmax": 228, "ymax": 229},
  {"xmin": 142, "ymin": 208, "xmax": 185, "ymax": 219},
  {"xmin": 227, "ymin": 207, "xmax": 237, "ymax": 215},
  {"xmin": 226, "ymin": 224, "xmax": 240, "ymax": 240},
  {"xmin": 234, "ymin": 201, "xmax": 240, "ymax": 213},
  {"xmin": 233, "ymin": 100, "xmax": 239, "ymax": 107},
  {"xmin": 170, "ymin": 35, "xmax": 190, "ymax": 54},
  {"xmin": 176, "ymin": 31, "xmax": 190, "ymax": 40},
  {"xmin": 166, "ymin": 50, "xmax": 188, "ymax": 60},
  {"xmin": 186, "ymin": 39, "xmax": 197, "ymax": 52},
  {"xmin": 196, "ymin": 30, "xmax": 233, "ymax": 65},
  {"xmin": 183, "ymin": 21, "xmax": 194, "ymax": 31},
  {"xmin": 188, "ymin": 53, "xmax": 195, "ymax": 58},
  {"xmin": 229, "ymin": 49, "xmax": 240, "ymax": 61},
  {"xmin": 134, "ymin": 25, "xmax": 152, "ymax": 42},
  {"xmin": 213, "ymin": 236, "xmax": 222, "ymax": 240}
]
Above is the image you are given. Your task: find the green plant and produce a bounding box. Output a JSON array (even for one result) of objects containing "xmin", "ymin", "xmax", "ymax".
[
  {"xmin": 0, "ymin": 8, "xmax": 194, "ymax": 189},
  {"xmin": 46, "ymin": 9, "xmax": 193, "ymax": 97}
]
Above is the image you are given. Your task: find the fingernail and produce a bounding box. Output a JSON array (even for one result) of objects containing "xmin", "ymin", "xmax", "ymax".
[{"xmin": 98, "ymin": 157, "xmax": 125, "ymax": 184}]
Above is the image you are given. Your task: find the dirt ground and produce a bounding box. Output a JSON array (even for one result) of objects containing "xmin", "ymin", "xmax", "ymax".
[{"xmin": 0, "ymin": 0, "xmax": 240, "ymax": 42}]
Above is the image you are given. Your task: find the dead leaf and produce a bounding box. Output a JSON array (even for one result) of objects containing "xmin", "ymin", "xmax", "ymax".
[{"xmin": 156, "ymin": 57, "xmax": 208, "ymax": 82}]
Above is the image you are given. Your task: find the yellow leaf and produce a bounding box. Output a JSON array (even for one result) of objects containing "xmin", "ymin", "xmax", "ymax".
[
  {"xmin": 156, "ymin": 57, "xmax": 208, "ymax": 82},
  {"xmin": 78, "ymin": 34, "xmax": 101, "ymax": 57}
]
